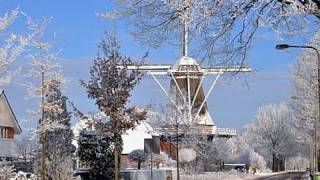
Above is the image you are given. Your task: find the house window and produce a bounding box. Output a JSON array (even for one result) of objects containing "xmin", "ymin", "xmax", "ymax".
[{"xmin": 0, "ymin": 127, "xmax": 9, "ymax": 139}]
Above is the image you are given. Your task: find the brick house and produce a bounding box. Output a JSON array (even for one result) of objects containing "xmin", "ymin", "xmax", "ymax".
[{"xmin": 0, "ymin": 90, "xmax": 22, "ymax": 159}]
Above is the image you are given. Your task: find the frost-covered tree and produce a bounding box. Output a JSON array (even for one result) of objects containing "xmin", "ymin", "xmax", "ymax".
[
  {"xmin": 79, "ymin": 32, "xmax": 147, "ymax": 180},
  {"xmin": 149, "ymin": 101, "xmax": 229, "ymax": 173},
  {"xmin": 291, "ymin": 32, "xmax": 320, "ymax": 136},
  {"xmin": 101, "ymin": 0, "xmax": 320, "ymax": 66},
  {"xmin": 290, "ymin": 31, "xmax": 320, "ymax": 171},
  {"xmin": 42, "ymin": 77, "xmax": 74, "ymax": 180},
  {"xmin": 78, "ymin": 130, "xmax": 114, "ymax": 180},
  {"xmin": 149, "ymin": 102, "xmax": 196, "ymax": 172},
  {"xmin": 128, "ymin": 149, "xmax": 147, "ymax": 169},
  {"xmin": 243, "ymin": 103, "xmax": 297, "ymax": 172},
  {"xmin": 15, "ymin": 131, "xmax": 38, "ymax": 173}
]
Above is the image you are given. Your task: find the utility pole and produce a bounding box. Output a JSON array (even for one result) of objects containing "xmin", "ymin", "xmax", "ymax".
[
  {"xmin": 176, "ymin": 118, "xmax": 179, "ymax": 180},
  {"xmin": 150, "ymin": 152, "xmax": 153, "ymax": 180},
  {"xmin": 40, "ymin": 71, "xmax": 46, "ymax": 180}
]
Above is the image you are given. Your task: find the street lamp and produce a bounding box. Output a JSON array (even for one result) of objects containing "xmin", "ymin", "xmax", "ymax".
[{"xmin": 276, "ymin": 43, "xmax": 320, "ymax": 172}]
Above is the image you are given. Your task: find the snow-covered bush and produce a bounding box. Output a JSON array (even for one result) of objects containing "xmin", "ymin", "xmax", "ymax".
[
  {"xmin": 226, "ymin": 138, "xmax": 270, "ymax": 173},
  {"xmin": 249, "ymin": 150, "xmax": 269, "ymax": 173},
  {"xmin": 159, "ymin": 153, "xmax": 176, "ymax": 168},
  {"xmin": 179, "ymin": 148, "xmax": 196, "ymax": 163},
  {"xmin": 13, "ymin": 171, "xmax": 27, "ymax": 180},
  {"xmin": 128, "ymin": 149, "xmax": 147, "ymax": 169},
  {"xmin": 179, "ymin": 148, "xmax": 197, "ymax": 174}
]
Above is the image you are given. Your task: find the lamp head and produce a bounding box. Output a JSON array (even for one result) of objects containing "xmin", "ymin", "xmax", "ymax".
[{"xmin": 275, "ymin": 44, "xmax": 290, "ymax": 50}]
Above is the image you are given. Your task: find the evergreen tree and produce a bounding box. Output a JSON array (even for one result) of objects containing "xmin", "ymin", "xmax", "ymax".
[
  {"xmin": 40, "ymin": 77, "xmax": 75, "ymax": 180},
  {"xmin": 78, "ymin": 130, "xmax": 116, "ymax": 180}
]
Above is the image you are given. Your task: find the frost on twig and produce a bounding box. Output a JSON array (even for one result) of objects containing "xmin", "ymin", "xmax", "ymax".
[
  {"xmin": 100, "ymin": 0, "xmax": 319, "ymax": 67},
  {"xmin": 0, "ymin": 6, "xmax": 50, "ymax": 87}
]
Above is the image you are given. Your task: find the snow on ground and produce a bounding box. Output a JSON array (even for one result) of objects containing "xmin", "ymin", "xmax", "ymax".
[
  {"xmin": 181, "ymin": 171, "xmax": 310, "ymax": 180},
  {"xmin": 181, "ymin": 172, "xmax": 257, "ymax": 180},
  {"xmin": 180, "ymin": 171, "xmax": 281, "ymax": 180}
]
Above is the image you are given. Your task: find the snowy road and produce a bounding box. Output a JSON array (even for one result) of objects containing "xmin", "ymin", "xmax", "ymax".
[{"xmin": 250, "ymin": 171, "xmax": 310, "ymax": 180}]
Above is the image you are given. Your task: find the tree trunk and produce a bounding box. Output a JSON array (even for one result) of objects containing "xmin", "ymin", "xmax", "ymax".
[
  {"xmin": 114, "ymin": 139, "xmax": 119, "ymax": 180},
  {"xmin": 280, "ymin": 157, "xmax": 285, "ymax": 171},
  {"xmin": 272, "ymin": 153, "xmax": 277, "ymax": 172},
  {"xmin": 41, "ymin": 132, "xmax": 47, "ymax": 180},
  {"xmin": 138, "ymin": 162, "xmax": 141, "ymax": 170}
]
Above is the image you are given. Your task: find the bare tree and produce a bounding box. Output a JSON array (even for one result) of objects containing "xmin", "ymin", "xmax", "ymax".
[{"xmin": 79, "ymin": 32, "xmax": 147, "ymax": 180}]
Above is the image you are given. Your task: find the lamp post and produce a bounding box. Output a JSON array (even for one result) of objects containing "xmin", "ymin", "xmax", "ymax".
[{"xmin": 276, "ymin": 44, "xmax": 320, "ymax": 172}]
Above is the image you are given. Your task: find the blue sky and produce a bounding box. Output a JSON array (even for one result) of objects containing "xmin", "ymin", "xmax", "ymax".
[{"xmin": 1, "ymin": 0, "xmax": 316, "ymax": 132}]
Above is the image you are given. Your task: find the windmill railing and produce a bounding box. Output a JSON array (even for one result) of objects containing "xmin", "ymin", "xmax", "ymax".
[{"xmin": 216, "ymin": 128, "xmax": 237, "ymax": 136}]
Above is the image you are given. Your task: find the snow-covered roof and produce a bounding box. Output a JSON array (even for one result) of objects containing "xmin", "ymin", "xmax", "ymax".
[
  {"xmin": 173, "ymin": 56, "xmax": 200, "ymax": 71},
  {"xmin": 176, "ymin": 56, "xmax": 199, "ymax": 66},
  {"xmin": 122, "ymin": 121, "xmax": 157, "ymax": 154},
  {"xmin": 72, "ymin": 117, "xmax": 158, "ymax": 155}
]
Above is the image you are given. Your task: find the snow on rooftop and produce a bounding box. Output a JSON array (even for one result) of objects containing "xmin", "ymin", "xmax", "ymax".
[
  {"xmin": 122, "ymin": 121, "xmax": 157, "ymax": 154},
  {"xmin": 122, "ymin": 121, "xmax": 159, "ymax": 154},
  {"xmin": 173, "ymin": 56, "xmax": 199, "ymax": 70},
  {"xmin": 178, "ymin": 56, "xmax": 199, "ymax": 65}
]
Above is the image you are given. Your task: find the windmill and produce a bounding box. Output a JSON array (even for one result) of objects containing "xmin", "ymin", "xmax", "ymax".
[{"xmin": 121, "ymin": 6, "xmax": 251, "ymax": 137}]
